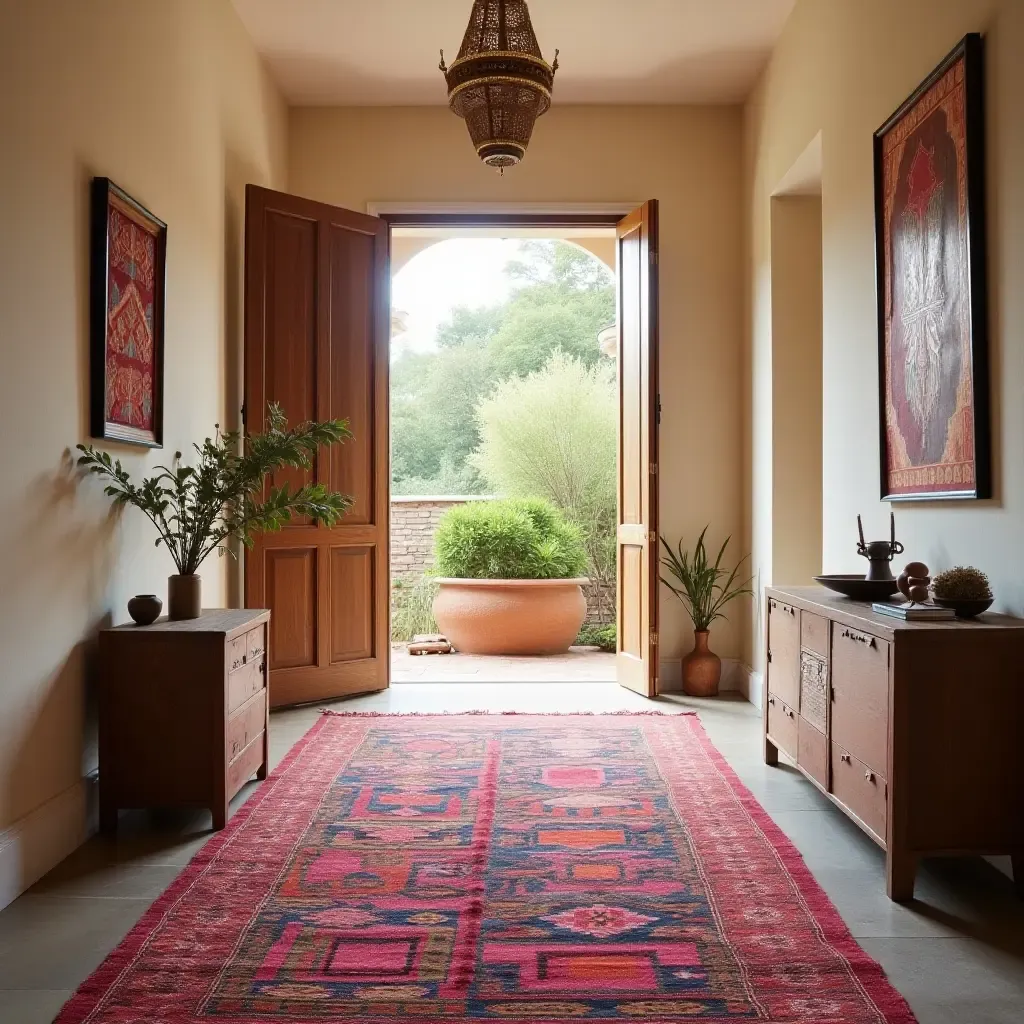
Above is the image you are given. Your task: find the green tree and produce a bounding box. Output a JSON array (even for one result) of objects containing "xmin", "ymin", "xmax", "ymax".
[
  {"xmin": 472, "ymin": 353, "xmax": 617, "ymax": 620},
  {"xmin": 390, "ymin": 240, "xmax": 614, "ymax": 495}
]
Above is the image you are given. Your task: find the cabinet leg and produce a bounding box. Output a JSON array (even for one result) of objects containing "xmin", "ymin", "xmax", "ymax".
[
  {"xmin": 257, "ymin": 730, "xmax": 269, "ymax": 780},
  {"xmin": 1011, "ymin": 853, "xmax": 1024, "ymax": 898},
  {"xmin": 887, "ymin": 850, "xmax": 917, "ymax": 902},
  {"xmin": 256, "ymin": 761, "xmax": 268, "ymax": 781},
  {"xmin": 764, "ymin": 735, "xmax": 779, "ymax": 767},
  {"xmin": 212, "ymin": 804, "xmax": 228, "ymax": 831}
]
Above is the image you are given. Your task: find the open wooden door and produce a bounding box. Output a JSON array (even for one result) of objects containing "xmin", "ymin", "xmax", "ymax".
[
  {"xmin": 244, "ymin": 185, "xmax": 389, "ymax": 708},
  {"xmin": 616, "ymin": 200, "xmax": 660, "ymax": 697}
]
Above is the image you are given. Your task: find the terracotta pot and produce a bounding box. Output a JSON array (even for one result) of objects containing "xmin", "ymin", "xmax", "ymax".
[
  {"xmin": 682, "ymin": 630, "xmax": 722, "ymax": 697},
  {"xmin": 127, "ymin": 594, "xmax": 163, "ymax": 626},
  {"xmin": 432, "ymin": 578, "xmax": 588, "ymax": 656},
  {"xmin": 168, "ymin": 574, "xmax": 202, "ymax": 620}
]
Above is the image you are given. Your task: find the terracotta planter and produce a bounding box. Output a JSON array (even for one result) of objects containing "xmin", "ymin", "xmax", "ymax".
[
  {"xmin": 168, "ymin": 574, "xmax": 202, "ymax": 620},
  {"xmin": 432, "ymin": 578, "xmax": 588, "ymax": 656},
  {"xmin": 682, "ymin": 630, "xmax": 722, "ymax": 697}
]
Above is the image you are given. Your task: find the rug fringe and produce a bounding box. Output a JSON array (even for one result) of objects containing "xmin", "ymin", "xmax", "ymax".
[{"xmin": 319, "ymin": 708, "xmax": 697, "ymax": 717}]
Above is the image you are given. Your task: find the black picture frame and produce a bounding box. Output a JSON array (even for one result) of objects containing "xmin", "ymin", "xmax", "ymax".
[
  {"xmin": 873, "ymin": 33, "xmax": 990, "ymax": 501},
  {"xmin": 90, "ymin": 177, "xmax": 166, "ymax": 448}
]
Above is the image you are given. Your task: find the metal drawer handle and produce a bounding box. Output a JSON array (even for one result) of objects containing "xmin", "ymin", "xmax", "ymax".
[
  {"xmin": 841, "ymin": 628, "xmax": 876, "ymax": 648},
  {"xmin": 768, "ymin": 696, "xmax": 775, "ymax": 706},
  {"xmin": 840, "ymin": 753, "xmax": 851, "ymax": 763},
  {"xmin": 786, "ymin": 708, "xmax": 795, "ymax": 719},
  {"xmin": 865, "ymin": 771, "xmax": 875, "ymax": 783}
]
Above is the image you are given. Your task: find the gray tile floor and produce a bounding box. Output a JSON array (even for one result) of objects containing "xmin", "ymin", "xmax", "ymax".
[{"xmin": 1, "ymin": 683, "xmax": 1022, "ymax": 1022}]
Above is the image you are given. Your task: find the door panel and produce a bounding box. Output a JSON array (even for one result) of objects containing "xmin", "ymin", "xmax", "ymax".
[
  {"xmin": 245, "ymin": 185, "xmax": 389, "ymax": 707},
  {"xmin": 616, "ymin": 200, "xmax": 659, "ymax": 697}
]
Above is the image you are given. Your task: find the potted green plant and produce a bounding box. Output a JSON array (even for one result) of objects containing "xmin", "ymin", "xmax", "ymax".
[
  {"xmin": 431, "ymin": 497, "xmax": 589, "ymax": 655},
  {"xmin": 660, "ymin": 527, "xmax": 753, "ymax": 696},
  {"xmin": 931, "ymin": 565, "xmax": 994, "ymax": 618},
  {"xmin": 78, "ymin": 404, "xmax": 353, "ymax": 619}
]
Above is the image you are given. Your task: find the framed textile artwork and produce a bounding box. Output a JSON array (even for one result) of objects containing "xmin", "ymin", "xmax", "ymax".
[
  {"xmin": 874, "ymin": 33, "xmax": 990, "ymax": 500},
  {"xmin": 90, "ymin": 177, "xmax": 166, "ymax": 447}
]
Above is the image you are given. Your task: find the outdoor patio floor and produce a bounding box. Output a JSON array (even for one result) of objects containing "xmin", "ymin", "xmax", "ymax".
[{"xmin": 390, "ymin": 643, "xmax": 616, "ymax": 682}]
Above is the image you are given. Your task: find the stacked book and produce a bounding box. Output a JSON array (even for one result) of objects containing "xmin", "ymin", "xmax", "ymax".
[{"xmin": 872, "ymin": 600, "xmax": 955, "ymax": 621}]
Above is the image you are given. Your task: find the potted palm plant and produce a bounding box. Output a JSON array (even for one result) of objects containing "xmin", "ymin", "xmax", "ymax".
[
  {"xmin": 660, "ymin": 527, "xmax": 752, "ymax": 696},
  {"xmin": 431, "ymin": 497, "xmax": 589, "ymax": 655},
  {"xmin": 78, "ymin": 404, "xmax": 353, "ymax": 619}
]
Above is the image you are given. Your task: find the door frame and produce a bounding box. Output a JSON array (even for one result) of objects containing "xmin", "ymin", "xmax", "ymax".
[{"xmin": 379, "ymin": 203, "xmax": 658, "ymax": 688}]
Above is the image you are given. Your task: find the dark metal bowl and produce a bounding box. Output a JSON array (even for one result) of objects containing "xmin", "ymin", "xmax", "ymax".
[
  {"xmin": 813, "ymin": 574, "xmax": 900, "ymax": 600},
  {"xmin": 931, "ymin": 596, "xmax": 994, "ymax": 618}
]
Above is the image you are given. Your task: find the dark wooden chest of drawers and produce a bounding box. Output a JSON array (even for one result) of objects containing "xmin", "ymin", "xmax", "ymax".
[
  {"xmin": 99, "ymin": 609, "xmax": 270, "ymax": 831},
  {"xmin": 764, "ymin": 587, "xmax": 1024, "ymax": 901}
]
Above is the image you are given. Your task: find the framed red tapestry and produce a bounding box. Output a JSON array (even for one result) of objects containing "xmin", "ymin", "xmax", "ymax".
[
  {"xmin": 90, "ymin": 178, "xmax": 166, "ymax": 447},
  {"xmin": 874, "ymin": 33, "xmax": 990, "ymax": 501}
]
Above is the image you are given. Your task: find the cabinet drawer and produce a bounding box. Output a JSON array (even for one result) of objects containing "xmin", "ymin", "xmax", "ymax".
[
  {"xmin": 228, "ymin": 658, "xmax": 266, "ymax": 714},
  {"xmin": 226, "ymin": 732, "xmax": 264, "ymax": 801},
  {"xmin": 800, "ymin": 611, "xmax": 829, "ymax": 658},
  {"xmin": 767, "ymin": 694, "xmax": 798, "ymax": 760},
  {"xmin": 798, "ymin": 717, "xmax": 827, "ymax": 789},
  {"xmin": 227, "ymin": 634, "xmax": 248, "ymax": 673},
  {"xmin": 227, "ymin": 689, "xmax": 266, "ymax": 762},
  {"xmin": 831, "ymin": 624, "xmax": 889, "ymax": 776},
  {"xmin": 248, "ymin": 626, "xmax": 266, "ymax": 663},
  {"xmin": 767, "ymin": 599, "xmax": 800, "ymax": 709},
  {"xmin": 832, "ymin": 741, "xmax": 887, "ymax": 841}
]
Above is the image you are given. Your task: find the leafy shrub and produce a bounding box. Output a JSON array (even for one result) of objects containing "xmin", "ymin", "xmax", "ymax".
[
  {"xmin": 390, "ymin": 575, "xmax": 439, "ymax": 641},
  {"xmin": 434, "ymin": 498, "xmax": 587, "ymax": 580},
  {"xmin": 472, "ymin": 352, "xmax": 617, "ymax": 618},
  {"xmin": 931, "ymin": 566, "xmax": 992, "ymax": 600},
  {"xmin": 575, "ymin": 623, "xmax": 617, "ymax": 652}
]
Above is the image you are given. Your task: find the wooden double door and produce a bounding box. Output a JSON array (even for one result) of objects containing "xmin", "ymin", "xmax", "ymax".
[{"xmin": 244, "ymin": 187, "xmax": 659, "ymax": 707}]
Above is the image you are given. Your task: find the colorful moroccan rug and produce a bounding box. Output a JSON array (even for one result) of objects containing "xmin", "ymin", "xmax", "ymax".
[{"xmin": 57, "ymin": 713, "xmax": 917, "ymax": 1023}]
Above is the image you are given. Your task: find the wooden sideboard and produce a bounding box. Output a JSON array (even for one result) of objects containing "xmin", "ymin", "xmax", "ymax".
[
  {"xmin": 99, "ymin": 609, "xmax": 270, "ymax": 832},
  {"xmin": 763, "ymin": 586, "xmax": 1024, "ymax": 901}
]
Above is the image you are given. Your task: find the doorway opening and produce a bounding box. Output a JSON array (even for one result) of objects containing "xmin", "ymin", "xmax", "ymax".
[{"xmin": 387, "ymin": 224, "xmax": 618, "ymax": 684}]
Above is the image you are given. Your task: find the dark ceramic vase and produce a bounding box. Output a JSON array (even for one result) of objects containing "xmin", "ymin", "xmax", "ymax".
[
  {"xmin": 127, "ymin": 594, "xmax": 163, "ymax": 626},
  {"xmin": 168, "ymin": 574, "xmax": 202, "ymax": 620}
]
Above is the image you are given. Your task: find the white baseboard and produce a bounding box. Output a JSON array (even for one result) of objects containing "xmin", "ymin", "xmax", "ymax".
[
  {"xmin": 659, "ymin": 657, "xmax": 755, "ymax": 702},
  {"xmin": 0, "ymin": 777, "xmax": 98, "ymax": 911}
]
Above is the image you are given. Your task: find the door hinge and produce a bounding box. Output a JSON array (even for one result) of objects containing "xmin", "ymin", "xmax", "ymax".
[
  {"xmin": 240, "ymin": 402, "xmax": 247, "ymax": 428},
  {"xmin": 657, "ymin": 393, "xmax": 662, "ymax": 425},
  {"xmin": 767, "ymin": 649, "xmax": 772, "ymax": 663},
  {"xmin": 649, "ymin": 462, "xmax": 658, "ymax": 475},
  {"xmin": 650, "ymin": 629, "xmax": 659, "ymax": 646}
]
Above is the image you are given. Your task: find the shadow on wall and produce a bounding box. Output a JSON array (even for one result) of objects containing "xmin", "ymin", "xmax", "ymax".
[{"xmin": 2, "ymin": 452, "xmax": 118, "ymax": 885}]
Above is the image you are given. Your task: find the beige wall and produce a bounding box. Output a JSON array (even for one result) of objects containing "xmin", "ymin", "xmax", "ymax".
[
  {"xmin": 770, "ymin": 195, "xmax": 823, "ymax": 588},
  {"xmin": 0, "ymin": 0, "xmax": 286, "ymax": 901},
  {"xmin": 290, "ymin": 105, "xmax": 746, "ymax": 684},
  {"xmin": 744, "ymin": 0, "xmax": 1024, "ymax": 687}
]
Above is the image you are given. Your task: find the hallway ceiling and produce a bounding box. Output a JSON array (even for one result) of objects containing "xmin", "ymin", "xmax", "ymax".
[{"xmin": 232, "ymin": 0, "xmax": 796, "ymax": 106}]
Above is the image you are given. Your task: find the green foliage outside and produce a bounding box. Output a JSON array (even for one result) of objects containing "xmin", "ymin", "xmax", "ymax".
[
  {"xmin": 433, "ymin": 498, "xmax": 587, "ymax": 581},
  {"xmin": 390, "ymin": 240, "xmax": 614, "ymax": 495},
  {"xmin": 575, "ymin": 623, "xmax": 617, "ymax": 652},
  {"xmin": 472, "ymin": 352, "xmax": 617, "ymax": 621},
  {"xmin": 390, "ymin": 575, "xmax": 439, "ymax": 641}
]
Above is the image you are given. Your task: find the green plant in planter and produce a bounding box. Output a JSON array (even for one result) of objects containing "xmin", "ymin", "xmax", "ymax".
[
  {"xmin": 659, "ymin": 527, "xmax": 753, "ymax": 632},
  {"xmin": 434, "ymin": 498, "xmax": 587, "ymax": 580},
  {"xmin": 932, "ymin": 566, "xmax": 992, "ymax": 600},
  {"xmin": 77, "ymin": 404, "xmax": 353, "ymax": 575}
]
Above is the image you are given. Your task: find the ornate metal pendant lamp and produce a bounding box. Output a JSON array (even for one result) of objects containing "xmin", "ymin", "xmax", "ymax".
[{"xmin": 440, "ymin": 0, "xmax": 558, "ymax": 171}]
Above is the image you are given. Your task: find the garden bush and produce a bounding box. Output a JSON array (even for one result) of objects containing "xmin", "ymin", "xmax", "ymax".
[
  {"xmin": 433, "ymin": 497, "xmax": 587, "ymax": 580},
  {"xmin": 390, "ymin": 575, "xmax": 439, "ymax": 641},
  {"xmin": 575, "ymin": 623, "xmax": 617, "ymax": 652}
]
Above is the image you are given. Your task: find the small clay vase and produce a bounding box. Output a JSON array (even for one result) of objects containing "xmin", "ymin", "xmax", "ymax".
[
  {"xmin": 127, "ymin": 594, "xmax": 162, "ymax": 626},
  {"xmin": 168, "ymin": 574, "xmax": 202, "ymax": 620},
  {"xmin": 682, "ymin": 630, "xmax": 722, "ymax": 697}
]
